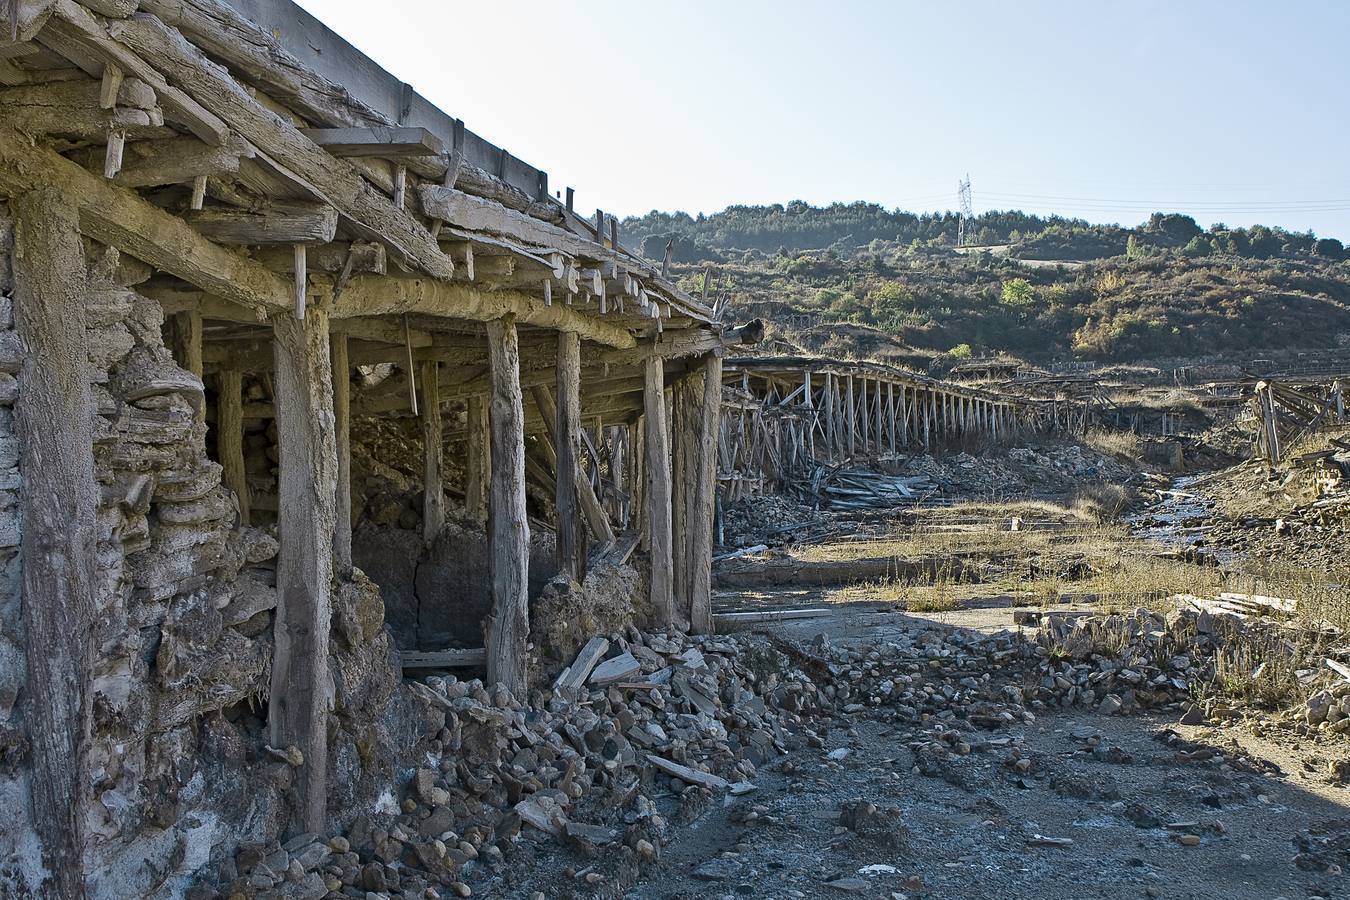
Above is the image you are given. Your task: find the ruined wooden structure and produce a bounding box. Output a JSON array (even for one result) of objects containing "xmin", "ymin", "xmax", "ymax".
[
  {"xmin": 1252, "ymin": 378, "xmax": 1348, "ymax": 466},
  {"xmin": 0, "ymin": 0, "xmax": 731, "ymax": 891},
  {"xmin": 718, "ymin": 355, "xmax": 1039, "ymax": 499}
]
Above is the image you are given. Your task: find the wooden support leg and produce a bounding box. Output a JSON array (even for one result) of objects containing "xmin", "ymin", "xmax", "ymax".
[
  {"xmin": 218, "ymin": 368, "xmax": 250, "ymax": 527},
  {"xmin": 13, "ymin": 189, "xmax": 97, "ymax": 900},
  {"xmin": 672, "ymin": 372, "xmax": 694, "ymax": 611},
  {"xmin": 532, "ymin": 384, "xmax": 615, "ymax": 545},
  {"xmin": 270, "ymin": 304, "xmax": 337, "ymax": 835},
  {"xmin": 690, "ymin": 353, "xmax": 721, "ymax": 633},
  {"xmin": 331, "ymin": 335, "xmax": 352, "ymax": 574},
  {"xmin": 420, "ymin": 359, "xmax": 444, "ymax": 544},
  {"xmin": 644, "ymin": 355, "xmax": 674, "ymax": 627},
  {"xmin": 486, "ymin": 317, "xmax": 529, "ymax": 694},
  {"xmin": 465, "ymin": 394, "xmax": 489, "ymax": 523},
  {"xmin": 554, "ymin": 331, "xmax": 584, "ymax": 578},
  {"xmin": 845, "ymin": 374, "xmax": 856, "ymax": 457}
]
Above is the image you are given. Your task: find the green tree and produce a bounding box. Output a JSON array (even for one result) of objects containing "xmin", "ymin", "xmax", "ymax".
[{"xmin": 1000, "ymin": 278, "xmax": 1035, "ymax": 307}]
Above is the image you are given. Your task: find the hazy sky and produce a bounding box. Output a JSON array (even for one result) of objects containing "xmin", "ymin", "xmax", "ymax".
[{"xmin": 297, "ymin": 0, "xmax": 1350, "ymax": 239}]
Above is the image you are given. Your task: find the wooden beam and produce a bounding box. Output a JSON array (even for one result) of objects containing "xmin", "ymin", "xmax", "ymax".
[
  {"xmin": 108, "ymin": 12, "xmax": 454, "ymax": 277},
  {"xmin": 217, "ymin": 368, "xmax": 249, "ymax": 526},
  {"xmin": 554, "ymin": 331, "xmax": 583, "ymax": 578},
  {"xmin": 465, "ymin": 392, "xmax": 488, "ymax": 523},
  {"xmin": 330, "ymin": 276, "xmax": 635, "ymax": 349},
  {"xmin": 13, "ymin": 188, "xmax": 96, "ymax": 900},
  {"xmin": 530, "ymin": 384, "xmax": 616, "ymax": 545},
  {"xmin": 300, "ymin": 126, "xmax": 444, "ymax": 158},
  {"xmin": 420, "ymin": 359, "xmax": 444, "ymax": 544},
  {"xmin": 332, "ymin": 333, "xmax": 351, "ymax": 574},
  {"xmin": 186, "ymin": 200, "xmax": 338, "ymax": 245},
  {"xmin": 269, "ymin": 305, "xmax": 337, "ymax": 834},
  {"xmin": 486, "ymin": 316, "xmax": 529, "ymax": 695},
  {"xmin": 690, "ymin": 353, "xmax": 721, "ymax": 633},
  {"xmin": 644, "ymin": 355, "xmax": 674, "ymax": 627},
  {"xmin": 0, "ymin": 122, "xmax": 290, "ymax": 310}
]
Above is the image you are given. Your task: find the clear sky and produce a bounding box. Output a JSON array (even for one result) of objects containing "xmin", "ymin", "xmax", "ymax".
[{"xmin": 297, "ymin": 0, "xmax": 1350, "ymax": 239}]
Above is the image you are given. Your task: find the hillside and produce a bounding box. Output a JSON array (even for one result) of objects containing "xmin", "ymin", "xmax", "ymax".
[{"xmin": 624, "ymin": 203, "xmax": 1350, "ymax": 363}]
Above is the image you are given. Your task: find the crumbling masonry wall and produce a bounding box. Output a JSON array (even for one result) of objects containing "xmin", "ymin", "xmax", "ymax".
[{"xmin": 0, "ymin": 214, "xmax": 397, "ymax": 895}]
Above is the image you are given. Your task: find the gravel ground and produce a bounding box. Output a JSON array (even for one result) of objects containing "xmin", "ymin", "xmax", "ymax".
[{"xmin": 620, "ymin": 610, "xmax": 1350, "ymax": 900}]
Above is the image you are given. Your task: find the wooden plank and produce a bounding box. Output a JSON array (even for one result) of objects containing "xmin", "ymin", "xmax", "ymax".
[
  {"xmin": 589, "ymin": 651, "xmax": 640, "ymax": 685},
  {"xmin": 647, "ymin": 754, "xmax": 730, "ymax": 791},
  {"xmin": 486, "ymin": 316, "xmax": 529, "ymax": 694},
  {"xmin": 217, "ymin": 367, "xmax": 249, "ymax": 526},
  {"xmin": 185, "ymin": 200, "xmax": 338, "ymax": 245},
  {"xmin": 400, "ymin": 648, "xmax": 486, "ymax": 669},
  {"xmin": 300, "ymin": 126, "xmax": 444, "ymax": 158},
  {"xmin": 714, "ymin": 608, "xmax": 830, "ymax": 624},
  {"xmin": 644, "ymin": 355, "xmax": 674, "ymax": 627},
  {"xmin": 13, "ymin": 188, "xmax": 97, "ymax": 900},
  {"xmin": 420, "ymin": 359, "xmax": 444, "ymax": 543},
  {"xmin": 270, "ymin": 304, "xmax": 337, "ymax": 834},
  {"xmin": 552, "ymin": 636, "xmax": 609, "ymax": 691},
  {"xmin": 554, "ymin": 330, "xmax": 584, "ymax": 577}
]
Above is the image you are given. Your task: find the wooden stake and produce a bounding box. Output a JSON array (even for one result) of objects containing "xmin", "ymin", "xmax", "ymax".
[
  {"xmin": 331, "ymin": 334, "xmax": 351, "ymax": 574},
  {"xmin": 465, "ymin": 393, "xmax": 489, "ymax": 523},
  {"xmin": 420, "ymin": 359, "xmax": 444, "ymax": 544},
  {"xmin": 690, "ymin": 353, "xmax": 721, "ymax": 634},
  {"xmin": 103, "ymin": 130, "xmax": 125, "ymax": 179},
  {"xmin": 403, "ymin": 313, "xmax": 418, "ymax": 416},
  {"xmin": 644, "ymin": 355, "xmax": 674, "ymax": 627},
  {"xmin": 14, "ymin": 189, "xmax": 97, "ymax": 900},
  {"xmin": 98, "ymin": 63, "xmax": 123, "ymax": 110},
  {"xmin": 190, "ymin": 173, "xmax": 207, "ymax": 210},
  {"xmin": 554, "ymin": 331, "xmax": 584, "ymax": 578},
  {"xmin": 292, "ymin": 243, "xmax": 306, "ymax": 320},
  {"xmin": 392, "ymin": 163, "xmax": 407, "ymax": 209},
  {"xmin": 270, "ymin": 304, "xmax": 337, "ymax": 834},
  {"xmin": 218, "ymin": 368, "xmax": 250, "ymax": 527},
  {"xmin": 486, "ymin": 316, "xmax": 530, "ymax": 695}
]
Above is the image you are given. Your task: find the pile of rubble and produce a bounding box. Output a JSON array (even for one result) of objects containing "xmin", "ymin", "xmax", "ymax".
[{"xmin": 213, "ymin": 629, "xmax": 828, "ymax": 898}]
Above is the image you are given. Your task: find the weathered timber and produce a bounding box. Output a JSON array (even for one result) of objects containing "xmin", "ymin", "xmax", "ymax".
[
  {"xmin": 300, "ymin": 125, "xmax": 443, "ymax": 157},
  {"xmin": 644, "ymin": 355, "xmax": 674, "ymax": 627},
  {"xmin": 530, "ymin": 384, "xmax": 615, "ymax": 545},
  {"xmin": 554, "ymin": 330, "xmax": 583, "ymax": 578},
  {"xmin": 465, "ymin": 392, "xmax": 488, "ymax": 522},
  {"xmin": 419, "ymin": 358, "xmax": 444, "ymax": 543},
  {"xmin": 253, "ymin": 240, "xmax": 385, "ymax": 276},
  {"xmin": 217, "ymin": 367, "xmax": 249, "ymax": 526},
  {"xmin": 185, "ymin": 200, "xmax": 338, "ymax": 245},
  {"xmin": 486, "ymin": 316, "xmax": 529, "ymax": 695},
  {"xmin": 552, "ymin": 636, "xmax": 609, "ymax": 692},
  {"xmin": 108, "ymin": 12, "xmax": 454, "ymax": 277},
  {"xmin": 690, "ymin": 353, "xmax": 721, "ymax": 633},
  {"xmin": 0, "ymin": 123, "xmax": 290, "ymax": 310},
  {"xmin": 400, "ymin": 649, "xmax": 486, "ymax": 669},
  {"xmin": 331, "ymin": 333, "xmax": 351, "ymax": 573},
  {"xmin": 14, "ymin": 189, "xmax": 97, "ymax": 900},
  {"xmin": 270, "ymin": 305, "xmax": 337, "ymax": 834},
  {"xmin": 103, "ymin": 133, "xmax": 252, "ymax": 187},
  {"xmin": 330, "ymin": 276, "xmax": 635, "ymax": 349}
]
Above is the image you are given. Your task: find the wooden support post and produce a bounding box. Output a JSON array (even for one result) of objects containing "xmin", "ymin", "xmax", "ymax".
[
  {"xmin": 925, "ymin": 391, "xmax": 934, "ymax": 448},
  {"xmin": 845, "ymin": 374, "xmax": 856, "ymax": 458},
  {"xmin": 554, "ymin": 331, "xmax": 584, "ymax": 579},
  {"xmin": 822, "ymin": 372, "xmax": 834, "ymax": 462},
  {"xmin": 531, "ymin": 384, "xmax": 615, "ymax": 545},
  {"xmin": 672, "ymin": 374, "xmax": 693, "ymax": 612},
  {"xmin": 898, "ymin": 385, "xmax": 908, "ymax": 446},
  {"xmin": 168, "ymin": 307, "xmax": 204, "ymax": 378},
  {"xmin": 420, "ymin": 359, "xmax": 444, "ymax": 544},
  {"xmin": 331, "ymin": 334, "xmax": 351, "ymax": 574},
  {"xmin": 270, "ymin": 303, "xmax": 337, "ymax": 835},
  {"xmin": 486, "ymin": 316, "xmax": 530, "ymax": 694},
  {"xmin": 690, "ymin": 353, "xmax": 721, "ymax": 634},
  {"xmin": 190, "ymin": 173, "xmax": 207, "ymax": 210},
  {"xmin": 804, "ymin": 368, "xmax": 816, "ymax": 462},
  {"xmin": 887, "ymin": 382, "xmax": 896, "ymax": 455},
  {"xmin": 875, "ymin": 378, "xmax": 885, "ymax": 452},
  {"xmin": 465, "ymin": 394, "xmax": 489, "ymax": 523},
  {"xmin": 218, "ymin": 368, "xmax": 250, "ymax": 527},
  {"xmin": 13, "ymin": 189, "xmax": 97, "ymax": 900},
  {"xmin": 644, "ymin": 355, "xmax": 674, "ymax": 627},
  {"xmin": 859, "ymin": 376, "xmax": 870, "ymax": 452}
]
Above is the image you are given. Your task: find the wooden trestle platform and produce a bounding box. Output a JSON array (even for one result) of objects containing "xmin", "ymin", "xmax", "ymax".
[{"xmin": 0, "ymin": 0, "xmax": 743, "ymax": 872}]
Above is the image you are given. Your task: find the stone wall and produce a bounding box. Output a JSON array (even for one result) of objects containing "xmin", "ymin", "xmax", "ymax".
[{"xmin": 0, "ymin": 222, "xmax": 398, "ymax": 895}]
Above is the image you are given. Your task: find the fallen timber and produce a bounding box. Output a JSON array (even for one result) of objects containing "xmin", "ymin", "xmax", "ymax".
[{"xmin": 0, "ymin": 0, "xmax": 742, "ymax": 892}]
